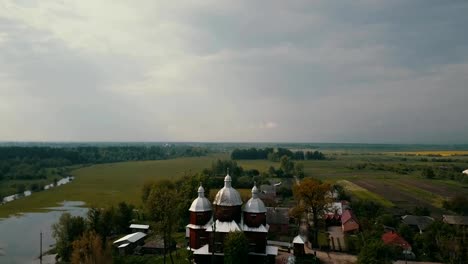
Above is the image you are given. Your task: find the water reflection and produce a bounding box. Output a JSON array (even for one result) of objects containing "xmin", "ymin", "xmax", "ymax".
[{"xmin": 0, "ymin": 201, "xmax": 87, "ymax": 264}]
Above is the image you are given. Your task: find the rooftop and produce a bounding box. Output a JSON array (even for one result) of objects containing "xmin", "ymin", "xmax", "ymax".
[
  {"xmin": 382, "ymin": 231, "xmax": 411, "ymax": 250},
  {"xmin": 113, "ymin": 232, "xmax": 147, "ymax": 245},
  {"xmin": 266, "ymin": 207, "xmax": 289, "ymax": 225},
  {"xmin": 213, "ymin": 173, "xmax": 243, "ymax": 206},
  {"xmin": 401, "ymin": 215, "xmax": 434, "ymax": 230},
  {"xmin": 443, "ymin": 215, "xmax": 468, "ymax": 225},
  {"xmin": 129, "ymin": 224, "xmax": 150, "ymax": 230}
]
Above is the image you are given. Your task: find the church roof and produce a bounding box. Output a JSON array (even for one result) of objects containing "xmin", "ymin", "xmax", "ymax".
[
  {"xmin": 189, "ymin": 184, "xmax": 212, "ymax": 212},
  {"xmin": 205, "ymin": 220, "xmax": 242, "ymax": 232},
  {"xmin": 213, "ymin": 173, "xmax": 242, "ymax": 206},
  {"xmin": 244, "ymin": 183, "xmax": 267, "ymax": 213}
]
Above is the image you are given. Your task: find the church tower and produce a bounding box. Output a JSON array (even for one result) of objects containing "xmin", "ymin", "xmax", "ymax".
[{"xmin": 187, "ymin": 183, "xmax": 212, "ymax": 249}]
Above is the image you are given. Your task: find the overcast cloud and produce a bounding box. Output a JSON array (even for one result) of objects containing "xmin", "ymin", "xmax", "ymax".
[{"xmin": 0, "ymin": 0, "xmax": 467, "ymax": 143}]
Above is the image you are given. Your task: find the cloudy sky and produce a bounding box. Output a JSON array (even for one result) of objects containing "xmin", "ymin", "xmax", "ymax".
[{"xmin": 0, "ymin": 0, "xmax": 467, "ymax": 143}]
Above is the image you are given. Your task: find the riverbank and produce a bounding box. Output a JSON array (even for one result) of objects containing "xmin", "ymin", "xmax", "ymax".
[{"xmin": 0, "ymin": 201, "xmax": 87, "ymax": 263}]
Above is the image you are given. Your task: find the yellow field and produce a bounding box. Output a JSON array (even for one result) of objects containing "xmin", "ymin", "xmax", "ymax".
[{"xmin": 392, "ymin": 150, "xmax": 468, "ymax": 156}]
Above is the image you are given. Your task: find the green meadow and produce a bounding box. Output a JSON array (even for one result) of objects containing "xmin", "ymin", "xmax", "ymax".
[{"xmin": 1, "ymin": 150, "xmax": 468, "ymax": 218}]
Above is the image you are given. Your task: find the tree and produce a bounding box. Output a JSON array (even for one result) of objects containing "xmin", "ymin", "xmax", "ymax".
[
  {"xmin": 144, "ymin": 180, "xmax": 181, "ymax": 264},
  {"xmin": 52, "ymin": 213, "xmax": 86, "ymax": 262},
  {"xmin": 71, "ymin": 231, "xmax": 112, "ymax": 264},
  {"xmin": 293, "ymin": 178, "xmax": 332, "ymax": 247},
  {"xmin": 398, "ymin": 224, "xmax": 414, "ymax": 245},
  {"xmin": 114, "ymin": 202, "xmax": 135, "ymax": 234},
  {"xmin": 294, "ymin": 163, "xmax": 305, "ymax": 178},
  {"xmin": 224, "ymin": 231, "xmax": 248, "ymax": 264},
  {"xmin": 280, "ymin": 155, "xmax": 294, "ymax": 176},
  {"xmin": 422, "ymin": 167, "xmax": 435, "ymax": 179},
  {"xmin": 357, "ymin": 240, "xmax": 396, "ymax": 264}
]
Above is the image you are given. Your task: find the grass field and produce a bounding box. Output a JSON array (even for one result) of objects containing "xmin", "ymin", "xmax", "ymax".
[
  {"xmin": 0, "ymin": 156, "xmax": 219, "ymax": 218},
  {"xmin": 2, "ymin": 151, "xmax": 468, "ymax": 218},
  {"xmin": 337, "ymin": 180, "xmax": 394, "ymax": 207}
]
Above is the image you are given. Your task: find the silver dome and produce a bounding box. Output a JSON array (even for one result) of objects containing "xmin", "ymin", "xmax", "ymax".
[
  {"xmin": 189, "ymin": 184, "xmax": 212, "ymax": 212},
  {"xmin": 213, "ymin": 174, "xmax": 243, "ymax": 206},
  {"xmin": 243, "ymin": 183, "xmax": 267, "ymax": 213}
]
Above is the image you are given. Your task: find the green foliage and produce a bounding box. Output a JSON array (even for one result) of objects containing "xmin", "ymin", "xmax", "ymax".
[
  {"xmin": 357, "ymin": 240, "xmax": 396, "ymax": 264},
  {"xmin": 412, "ymin": 206, "xmax": 431, "ymax": 216},
  {"xmin": 411, "ymin": 221, "xmax": 467, "ymax": 263},
  {"xmin": 305, "ymin": 151, "xmax": 326, "ymax": 160},
  {"xmin": 52, "ymin": 213, "xmax": 86, "ymax": 262},
  {"xmin": 0, "ymin": 145, "xmax": 207, "ymax": 183},
  {"xmin": 397, "ymin": 224, "xmax": 414, "ymax": 245},
  {"xmin": 422, "ymin": 167, "xmax": 435, "ymax": 179},
  {"xmin": 144, "ymin": 180, "xmax": 181, "ymax": 263},
  {"xmin": 377, "ymin": 214, "xmax": 398, "ymax": 228},
  {"xmin": 443, "ymin": 194, "xmax": 468, "ymax": 215},
  {"xmin": 351, "ymin": 200, "xmax": 384, "ymax": 221},
  {"xmin": 224, "ymin": 231, "xmax": 248, "ymax": 264},
  {"xmin": 280, "ymin": 155, "xmax": 294, "ymax": 175}
]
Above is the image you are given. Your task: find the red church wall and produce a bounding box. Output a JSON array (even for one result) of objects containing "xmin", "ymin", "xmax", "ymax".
[
  {"xmin": 189, "ymin": 229, "xmax": 209, "ymax": 249},
  {"xmin": 214, "ymin": 205, "xmax": 241, "ymax": 222},
  {"xmin": 243, "ymin": 212, "xmax": 266, "ymax": 227},
  {"xmin": 189, "ymin": 211, "xmax": 212, "ymax": 225}
]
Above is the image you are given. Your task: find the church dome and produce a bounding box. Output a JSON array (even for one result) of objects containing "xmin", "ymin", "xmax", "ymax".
[
  {"xmin": 243, "ymin": 183, "xmax": 267, "ymax": 213},
  {"xmin": 213, "ymin": 173, "xmax": 242, "ymax": 206},
  {"xmin": 189, "ymin": 184, "xmax": 212, "ymax": 212}
]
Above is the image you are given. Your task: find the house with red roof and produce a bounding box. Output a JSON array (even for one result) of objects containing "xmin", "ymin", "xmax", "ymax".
[
  {"xmin": 381, "ymin": 231, "xmax": 411, "ymax": 251},
  {"xmin": 341, "ymin": 209, "xmax": 359, "ymax": 233}
]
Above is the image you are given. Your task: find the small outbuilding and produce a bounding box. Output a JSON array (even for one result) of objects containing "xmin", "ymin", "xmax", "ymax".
[
  {"xmin": 129, "ymin": 224, "xmax": 150, "ymax": 233},
  {"xmin": 113, "ymin": 232, "xmax": 147, "ymax": 255},
  {"xmin": 401, "ymin": 215, "xmax": 434, "ymax": 233},
  {"xmin": 266, "ymin": 207, "xmax": 290, "ymax": 234},
  {"xmin": 443, "ymin": 215, "xmax": 468, "ymax": 226},
  {"xmin": 292, "ymin": 235, "xmax": 306, "ymax": 257}
]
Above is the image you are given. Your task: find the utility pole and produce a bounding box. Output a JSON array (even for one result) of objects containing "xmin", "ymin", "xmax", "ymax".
[{"xmin": 39, "ymin": 231, "xmax": 42, "ymax": 264}]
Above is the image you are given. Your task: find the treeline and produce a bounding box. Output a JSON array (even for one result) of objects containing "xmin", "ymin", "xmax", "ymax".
[
  {"xmin": 231, "ymin": 147, "xmax": 325, "ymax": 161},
  {"xmin": 0, "ymin": 146, "xmax": 208, "ymax": 182}
]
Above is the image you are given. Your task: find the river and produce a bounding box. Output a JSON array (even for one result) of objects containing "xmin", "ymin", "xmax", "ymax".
[{"xmin": 0, "ymin": 201, "xmax": 88, "ymax": 264}]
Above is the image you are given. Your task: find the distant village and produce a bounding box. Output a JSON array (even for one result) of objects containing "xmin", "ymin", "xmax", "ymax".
[{"xmin": 109, "ymin": 170, "xmax": 468, "ymax": 264}]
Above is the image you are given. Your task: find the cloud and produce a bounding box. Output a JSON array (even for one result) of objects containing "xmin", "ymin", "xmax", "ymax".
[{"xmin": 0, "ymin": 0, "xmax": 467, "ymax": 143}]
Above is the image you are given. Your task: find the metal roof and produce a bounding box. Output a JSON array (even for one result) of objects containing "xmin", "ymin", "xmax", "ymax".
[
  {"xmin": 401, "ymin": 215, "xmax": 434, "ymax": 231},
  {"xmin": 213, "ymin": 174, "xmax": 242, "ymax": 206},
  {"xmin": 443, "ymin": 215, "xmax": 468, "ymax": 225},
  {"xmin": 113, "ymin": 232, "xmax": 147, "ymax": 245},
  {"xmin": 205, "ymin": 220, "xmax": 241, "ymax": 233},
  {"xmin": 266, "ymin": 207, "xmax": 290, "ymax": 225},
  {"xmin": 244, "ymin": 197, "xmax": 267, "ymax": 213},
  {"xmin": 129, "ymin": 224, "xmax": 150, "ymax": 230},
  {"xmin": 189, "ymin": 184, "xmax": 212, "ymax": 212},
  {"xmin": 244, "ymin": 183, "xmax": 267, "ymax": 213},
  {"xmin": 293, "ymin": 235, "xmax": 306, "ymax": 244},
  {"xmin": 265, "ymin": 246, "xmax": 279, "ymax": 256},
  {"xmin": 118, "ymin": 243, "xmax": 130, "ymax": 248}
]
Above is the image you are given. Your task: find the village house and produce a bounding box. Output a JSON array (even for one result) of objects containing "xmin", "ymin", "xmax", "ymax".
[
  {"xmin": 382, "ymin": 231, "xmax": 415, "ymax": 259},
  {"xmin": 401, "ymin": 215, "xmax": 434, "ymax": 233},
  {"xmin": 442, "ymin": 215, "xmax": 468, "ymax": 226},
  {"xmin": 113, "ymin": 232, "xmax": 147, "ymax": 255},
  {"xmin": 266, "ymin": 207, "xmax": 290, "ymax": 235}
]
